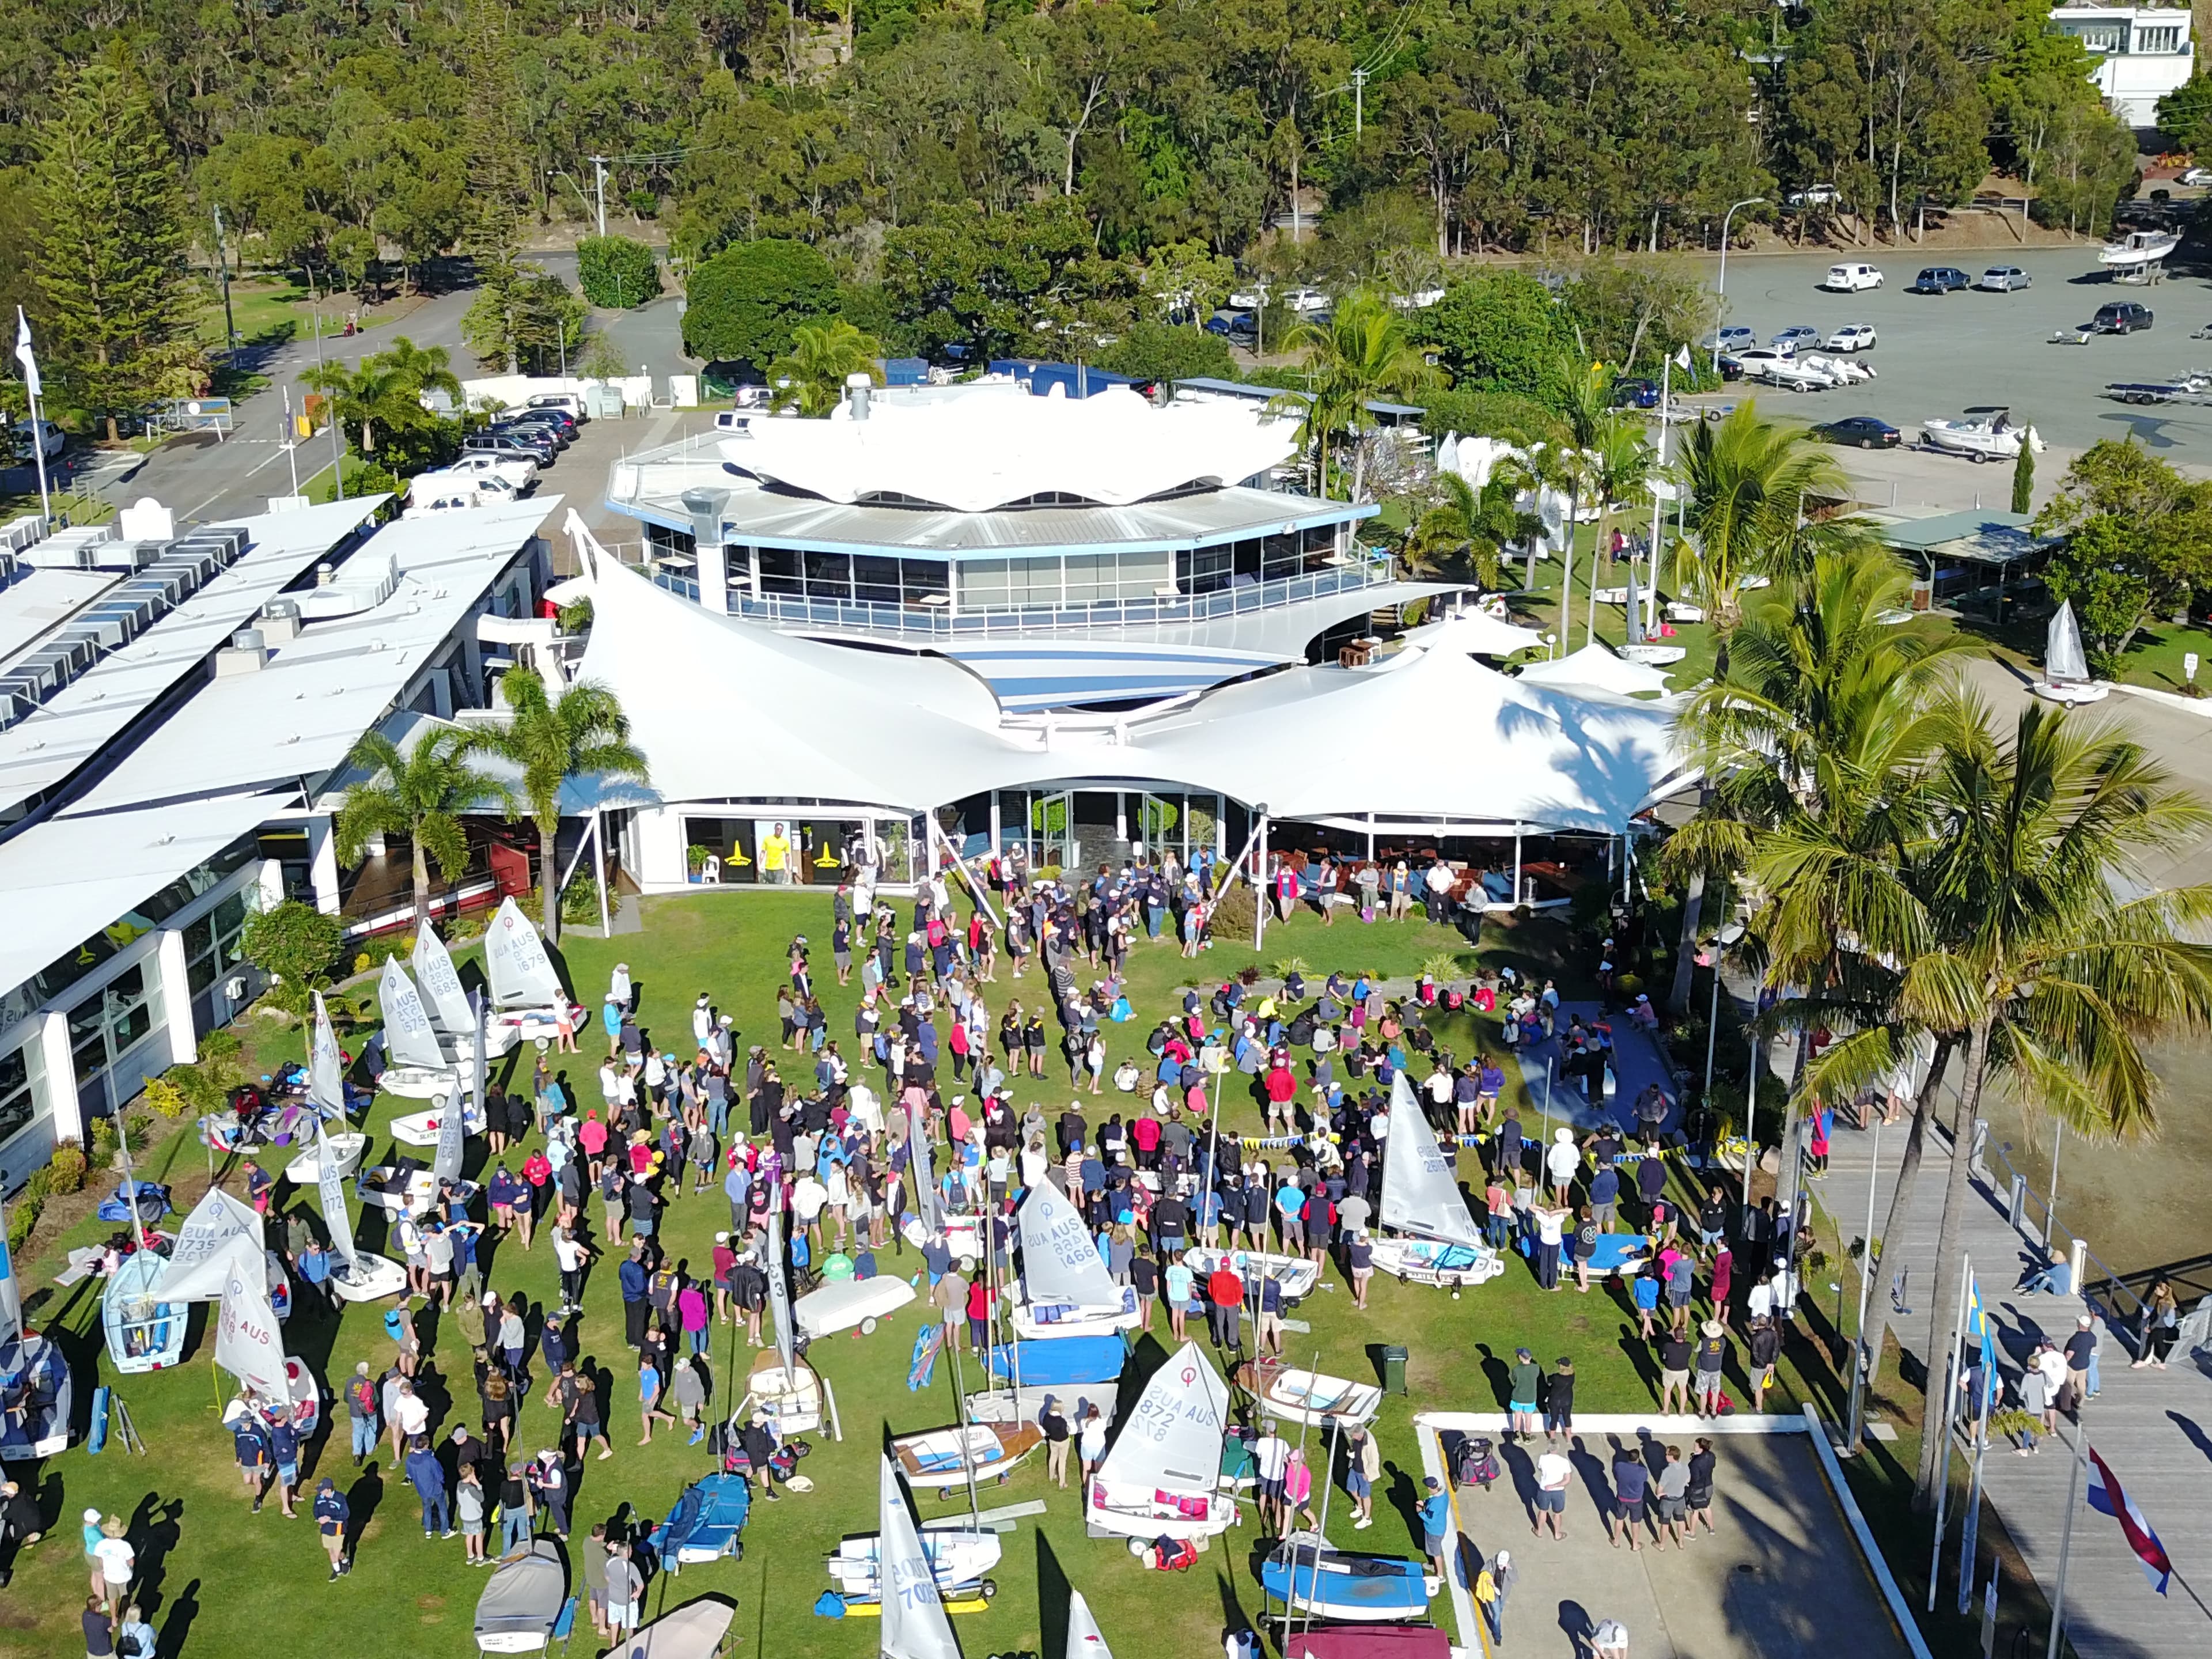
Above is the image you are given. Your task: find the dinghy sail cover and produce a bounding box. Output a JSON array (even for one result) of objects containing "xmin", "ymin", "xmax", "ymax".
[
  {"xmin": 767, "ymin": 1207, "xmax": 797, "ymax": 1378},
  {"xmin": 484, "ymin": 896, "xmax": 566, "ymax": 1009},
  {"xmin": 153, "ymin": 1187, "xmax": 266, "ymax": 1301},
  {"xmin": 1380, "ymin": 1073, "xmax": 1486, "ymax": 1251},
  {"xmin": 878, "ymin": 1453, "xmax": 962, "ymax": 1659},
  {"xmin": 1017, "ymin": 1180, "xmax": 1120, "ymax": 1310},
  {"xmin": 380, "ymin": 959, "xmax": 449, "ymax": 1071},
  {"xmin": 411, "ymin": 923, "xmax": 473, "ymax": 1037}
]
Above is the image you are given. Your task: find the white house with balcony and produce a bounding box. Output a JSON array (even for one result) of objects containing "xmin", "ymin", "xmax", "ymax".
[{"xmin": 2051, "ymin": 3, "xmax": 2195, "ymax": 128}]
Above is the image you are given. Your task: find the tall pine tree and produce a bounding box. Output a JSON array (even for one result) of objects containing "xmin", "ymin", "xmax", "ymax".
[
  {"xmin": 33, "ymin": 59, "xmax": 204, "ymax": 438},
  {"xmin": 458, "ymin": 0, "xmax": 535, "ymax": 372}
]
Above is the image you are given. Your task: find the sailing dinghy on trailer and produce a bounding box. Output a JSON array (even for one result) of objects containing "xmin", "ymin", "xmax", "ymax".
[
  {"xmin": 482, "ymin": 896, "xmax": 582, "ymax": 1050},
  {"xmin": 1366, "ymin": 1073, "xmax": 1504, "ymax": 1293},
  {"xmin": 1009, "ymin": 1177, "xmax": 1139, "ymax": 1339}
]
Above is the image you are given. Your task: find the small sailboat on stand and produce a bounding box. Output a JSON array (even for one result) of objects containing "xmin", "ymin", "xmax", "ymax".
[
  {"xmin": 1085, "ymin": 1339, "xmax": 1237, "ymax": 1541},
  {"xmin": 741, "ymin": 1207, "xmax": 839, "ymax": 1438},
  {"xmin": 1007, "ymin": 1178, "xmax": 1139, "ymax": 1340},
  {"xmin": 100, "ymin": 1110, "xmax": 184, "ymax": 1373},
  {"xmin": 1365, "ymin": 1073, "xmax": 1505, "ymax": 1294},
  {"xmin": 483, "ymin": 895, "xmax": 582, "ymax": 1051},
  {"xmin": 2032, "ymin": 599, "xmax": 2109, "ymax": 704}
]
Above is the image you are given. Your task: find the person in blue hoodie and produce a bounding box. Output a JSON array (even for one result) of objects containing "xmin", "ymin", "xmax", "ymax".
[{"xmin": 404, "ymin": 1434, "xmax": 449, "ymax": 1539}]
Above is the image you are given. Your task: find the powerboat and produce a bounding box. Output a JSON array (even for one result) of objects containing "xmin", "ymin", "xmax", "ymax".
[
  {"xmin": 825, "ymin": 1526, "xmax": 1001, "ymax": 1602},
  {"xmin": 1798, "ymin": 353, "xmax": 1874, "ymax": 385},
  {"xmin": 474, "ymin": 1541, "xmax": 569, "ymax": 1653},
  {"xmin": 891, "ymin": 1422, "xmax": 1043, "ymax": 1494},
  {"xmin": 1262, "ymin": 1534, "xmax": 1438, "ymax": 1623},
  {"xmin": 2100, "ymin": 228, "xmax": 2180, "ymax": 270},
  {"xmin": 1181, "ymin": 1247, "xmax": 1321, "ymax": 1306},
  {"xmin": 1920, "ymin": 407, "xmax": 2043, "ymax": 463},
  {"xmin": 102, "ymin": 1245, "xmax": 187, "ymax": 1374}
]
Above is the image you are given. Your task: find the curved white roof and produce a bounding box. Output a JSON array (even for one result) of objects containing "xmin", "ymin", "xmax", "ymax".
[
  {"xmin": 565, "ymin": 518, "xmax": 1686, "ymax": 834},
  {"xmin": 1516, "ymin": 643, "xmax": 1677, "ymax": 699},
  {"xmin": 1400, "ymin": 609, "xmax": 1545, "ymax": 658},
  {"xmin": 718, "ymin": 381, "xmax": 1301, "ymax": 514}
]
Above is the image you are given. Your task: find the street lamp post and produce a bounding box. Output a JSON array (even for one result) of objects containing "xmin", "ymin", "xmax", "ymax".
[{"xmin": 1713, "ymin": 197, "xmax": 1766, "ymax": 374}]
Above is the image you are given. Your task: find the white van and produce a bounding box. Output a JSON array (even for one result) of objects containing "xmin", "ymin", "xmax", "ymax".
[
  {"xmin": 1822, "ymin": 262, "xmax": 1883, "ymax": 292},
  {"xmin": 522, "ymin": 392, "xmax": 588, "ymax": 422}
]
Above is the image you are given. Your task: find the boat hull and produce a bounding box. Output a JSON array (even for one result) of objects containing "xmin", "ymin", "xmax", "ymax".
[
  {"xmin": 102, "ymin": 1252, "xmax": 185, "ymax": 1375},
  {"xmin": 1086, "ymin": 1475, "xmax": 1238, "ymax": 1540},
  {"xmin": 285, "ymin": 1132, "xmax": 368, "ymax": 1185}
]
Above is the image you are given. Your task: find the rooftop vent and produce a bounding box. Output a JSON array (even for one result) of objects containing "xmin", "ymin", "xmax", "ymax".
[{"xmin": 215, "ymin": 627, "xmax": 268, "ymax": 677}]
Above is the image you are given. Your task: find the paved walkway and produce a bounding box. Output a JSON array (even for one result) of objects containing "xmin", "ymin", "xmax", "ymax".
[
  {"xmin": 1509, "ymin": 998, "xmax": 1679, "ymax": 1138},
  {"xmin": 1812, "ymin": 1113, "xmax": 2212, "ymax": 1658}
]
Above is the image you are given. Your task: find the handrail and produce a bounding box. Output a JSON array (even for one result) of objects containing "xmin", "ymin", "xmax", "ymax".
[{"xmin": 1982, "ymin": 1134, "xmax": 2146, "ymax": 1327}]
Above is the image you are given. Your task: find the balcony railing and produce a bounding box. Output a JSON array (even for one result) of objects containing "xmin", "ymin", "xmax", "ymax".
[{"xmin": 648, "ymin": 555, "xmax": 1398, "ymax": 636}]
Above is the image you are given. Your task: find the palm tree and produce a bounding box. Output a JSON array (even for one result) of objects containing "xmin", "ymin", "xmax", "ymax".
[
  {"xmin": 301, "ymin": 335, "xmax": 463, "ymax": 455},
  {"xmin": 461, "ymin": 669, "xmax": 652, "ymax": 942},
  {"xmin": 1890, "ymin": 695, "xmax": 2212, "ymax": 1506},
  {"xmin": 1546, "ymin": 355, "xmax": 1620, "ymax": 646},
  {"xmin": 1404, "ymin": 468, "xmax": 1537, "ymax": 587},
  {"xmin": 332, "ymin": 727, "xmax": 482, "ymax": 939},
  {"xmin": 1279, "ymin": 290, "xmax": 1438, "ymax": 503},
  {"xmin": 377, "ymin": 336, "xmax": 463, "ymax": 406},
  {"xmin": 1672, "ymin": 402, "xmax": 1849, "ymax": 650},
  {"xmin": 767, "ymin": 320, "xmax": 884, "ymax": 417},
  {"xmin": 1585, "ymin": 418, "xmax": 1655, "ymax": 646}
]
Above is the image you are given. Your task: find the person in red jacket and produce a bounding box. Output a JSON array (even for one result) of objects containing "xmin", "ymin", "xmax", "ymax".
[
  {"xmin": 1263, "ymin": 1061, "xmax": 1298, "ymax": 1131},
  {"xmin": 1207, "ymin": 1263, "xmax": 1246, "ymax": 1351}
]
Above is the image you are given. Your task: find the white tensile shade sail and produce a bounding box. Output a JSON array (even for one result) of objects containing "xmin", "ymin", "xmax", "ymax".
[
  {"xmin": 1400, "ymin": 609, "xmax": 1545, "ymax": 658},
  {"xmin": 1516, "ymin": 643, "xmax": 1676, "ymax": 699}
]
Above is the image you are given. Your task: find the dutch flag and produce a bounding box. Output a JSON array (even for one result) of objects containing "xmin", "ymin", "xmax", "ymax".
[{"xmin": 2086, "ymin": 1448, "xmax": 2172, "ymax": 1596}]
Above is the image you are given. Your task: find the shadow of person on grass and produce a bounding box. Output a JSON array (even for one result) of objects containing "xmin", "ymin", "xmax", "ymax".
[
  {"xmin": 344, "ymin": 1461, "xmax": 383, "ymax": 1562},
  {"xmin": 1474, "ymin": 1342, "xmax": 1510, "ymax": 1407},
  {"xmin": 1382, "ymin": 1459, "xmax": 1423, "ymax": 1539}
]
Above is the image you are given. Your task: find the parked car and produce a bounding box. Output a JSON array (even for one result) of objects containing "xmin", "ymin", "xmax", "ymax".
[
  {"xmin": 2181, "ymin": 166, "xmax": 2212, "ymax": 187},
  {"xmin": 1789, "ymin": 184, "xmax": 1842, "ymax": 206},
  {"xmin": 1705, "ymin": 324, "xmax": 1756, "ymax": 354},
  {"xmin": 442, "ymin": 451, "xmax": 536, "ymax": 490},
  {"xmin": 1909, "ymin": 267, "xmax": 1973, "ymax": 294},
  {"xmin": 1771, "ymin": 325, "xmax": 1823, "ymax": 353},
  {"xmin": 1825, "ymin": 324, "xmax": 1878, "ymax": 351},
  {"xmin": 1282, "ymin": 286, "xmax": 1330, "ymax": 315},
  {"xmin": 1977, "ymin": 266, "xmax": 2032, "ymax": 292},
  {"xmin": 2090, "ymin": 301, "xmax": 2154, "ymax": 334},
  {"xmin": 1812, "ymin": 415, "xmax": 1901, "ymax": 448},
  {"xmin": 1609, "ymin": 377, "xmax": 1659, "ymax": 409},
  {"xmin": 522, "ymin": 392, "xmax": 589, "ymax": 421},
  {"xmin": 1823, "ymin": 262, "xmax": 1883, "ymax": 291},
  {"xmin": 1227, "ymin": 286, "xmax": 1268, "ymax": 310},
  {"xmin": 499, "ymin": 410, "xmax": 575, "ymax": 444},
  {"xmin": 12, "ymin": 418, "xmax": 63, "ymax": 463},
  {"xmin": 1205, "ymin": 310, "xmax": 1257, "ymax": 340},
  {"xmin": 464, "ymin": 432, "xmax": 552, "ymax": 468},
  {"xmin": 1716, "ymin": 354, "xmax": 1746, "ymax": 381}
]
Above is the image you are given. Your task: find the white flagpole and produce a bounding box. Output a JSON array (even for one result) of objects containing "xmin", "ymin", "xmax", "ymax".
[
  {"xmin": 2045, "ymin": 1421, "xmax": 2085, "ymax": 1659},
  {"xmin": 16, "ymin": 308, "xmax": 51, "ymax": 523},
  {"xmin": 1927, "ymin": 1250, "xmax": 1972, "ymax": 1612}
]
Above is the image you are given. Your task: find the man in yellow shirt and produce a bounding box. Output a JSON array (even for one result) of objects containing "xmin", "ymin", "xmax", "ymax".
[{"xmin": 759, "ymin": 824, "xmax": 790, "ymax": 883}]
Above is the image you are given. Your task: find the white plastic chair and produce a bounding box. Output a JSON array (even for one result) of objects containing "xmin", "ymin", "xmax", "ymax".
[{"xmin": 701, "ymin": 855, "xmax": 722, "ymax": 884}]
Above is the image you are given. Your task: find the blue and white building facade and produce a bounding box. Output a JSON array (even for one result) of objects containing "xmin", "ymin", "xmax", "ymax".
[{"xmin": 603, "ymin": 373, "xmax": 1452, "ymax": 711}]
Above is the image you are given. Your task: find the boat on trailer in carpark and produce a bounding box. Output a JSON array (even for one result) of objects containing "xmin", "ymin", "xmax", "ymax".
[{"xmin": 1920, "ymin": 406, "xmax": 2043, "ymax": 463}]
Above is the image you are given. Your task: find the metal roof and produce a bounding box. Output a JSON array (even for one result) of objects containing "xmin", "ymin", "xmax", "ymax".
[
  {"xmin": 0, "ymin": 567, "xmax": 123, "ymax": 673},
  {"xmin": 61, "ymin": 498, "xmax": 556, "ymax": 816},
  {"xmin": 1865, "ymin": 509, "xmax": 2055, "ymax": 566},
  {"xmin": 0, "ymin": 792, "xmax": 284, "ymax": 1005},
  {"xmin": 0, "ymin": 498, "xmax": 382, "ymax": 827}
]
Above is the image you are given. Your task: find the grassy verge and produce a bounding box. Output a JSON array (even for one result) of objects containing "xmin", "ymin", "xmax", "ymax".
[{"xmin": 0, "ymin": 892, "xmax": 1963, "ymax": 1659}]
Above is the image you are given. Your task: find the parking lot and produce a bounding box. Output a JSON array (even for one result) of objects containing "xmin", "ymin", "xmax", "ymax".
[{"xmin": 1687, "ymin": 246, "xmax": 2212, "ymax": 459}]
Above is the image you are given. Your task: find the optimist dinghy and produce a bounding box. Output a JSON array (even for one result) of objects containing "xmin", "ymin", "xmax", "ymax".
[
  {"xmin": 825, "ymin": 1527, "xmax": 1001, "ymax": 1601},
  {"xmin": 1252, "ymin": 1364, "xmax": 1383, "ymax": 1430},
  {"xmin": 1262, "ymin": 1533, "xmax": 1438, "ymax": 1622},
  {"xmin": 1369, "ymin": 1073, "xmax": 1503, "ymax": 1294},
  {"xmin": 891, "ymin": 1422, "xmax": 1043, "ymax": 1494},
  {"xmin": 1085, "ymin": 1340, "xmax": 1238, "ymax": 1541}
]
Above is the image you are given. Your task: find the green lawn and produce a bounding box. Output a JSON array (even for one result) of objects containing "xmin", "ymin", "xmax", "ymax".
[{"xmin": 7, "ymin": 893, "xmax": 1854, "ymax": 1659}]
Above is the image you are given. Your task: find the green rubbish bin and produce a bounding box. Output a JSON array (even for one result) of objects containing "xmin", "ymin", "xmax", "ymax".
[{"xmin": 1380, "ymin": 1344, "xmax": 1408, "ymax": 1396}]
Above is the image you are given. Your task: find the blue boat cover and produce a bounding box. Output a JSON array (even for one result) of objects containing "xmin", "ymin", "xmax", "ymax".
[{"xmin": 983, "ymin": 1334, "xmax": 1126, "ymax": 1385}]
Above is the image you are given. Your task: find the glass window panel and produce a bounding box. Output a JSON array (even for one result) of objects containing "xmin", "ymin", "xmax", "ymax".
[
  {"xmin": 1007, "ymin": 556, "xmax": 1059, "ymax": 607},
  {"xmin": 802, "ymin": 550, "xmax": 852, "ymax": 601},
  {"xmin": 1116, "ymin": 550, "xmax": 1174, "ymax": 597},
  {"xmin": 853, "ymin": 555, "xmax": 902, "ymax": 605},
  {"xmin": 759, "ymin": 547, "xmax": 802, "ymax": 597},
  {"xmin": 959, "ymin": 559, "xmax": 1009, "ymax": 610},
  {"xmin": 1063, "ymin": 553, "xmax": 1111, "ymax": 604},
  {"xmin": 901, "ymin": 559, "xmax": 950, "ymax": 606},
  {"xmin": 1303, "ymin": 524, "xmax": 1336, "ymax": 555}
]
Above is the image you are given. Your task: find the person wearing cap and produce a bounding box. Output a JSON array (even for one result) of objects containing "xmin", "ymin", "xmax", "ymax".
[
  {"xmin": 1694, "ymin": 1321, "xmax": 1729, "ymax": 1416},
  {"xmin": 80, "ymin": 1508, "xmax": 106, "ymax": 1601},
  {"xmin": 1418, "ymin": 1476, "xmax": 1453, "ymax": 1576},
  {"xmin": 1475, "ymin": 1547, "xmax": 1514, "ymax": 1643},
  {"xmin": 313, "ymin": 1477, "xmax": 351, "ymax": 1578},
  {"xmin": 1505, "ymin": 1347, "xmax": 1541, "ymax": 1441},
  {"xmin": 2063, "ymin": 1313, "xmax": 2098, "ymax": 1406}
]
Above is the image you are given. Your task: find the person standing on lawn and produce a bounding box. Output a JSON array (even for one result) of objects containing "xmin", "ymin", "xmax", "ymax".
[
  {"xmin": 314, "ymin": 1478, "xmax": 351, "ymax": 1580},
  {"xmin": 1344, "ymin": 1423, "xmax": 1380, "ymax": 1530},
  {"xmin": 1748, "ymin": 1315, "xmax": 1782, "ymax": 1413},
  {"xmin": 233, "ymin": 1410, "xmax": 271, "ymax": 1513},
  {"xmin": 1694, "ymin": 1321, "xmax": 1728, "ymax": 1417}
]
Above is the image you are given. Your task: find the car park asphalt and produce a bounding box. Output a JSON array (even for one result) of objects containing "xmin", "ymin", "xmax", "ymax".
[{"xmin": 1688, "ymin": 246, "xmax": 2212, "ymax": 458}]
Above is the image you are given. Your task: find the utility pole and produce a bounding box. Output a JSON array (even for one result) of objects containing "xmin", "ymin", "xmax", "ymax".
[
  {"xmin": 211, "ymin": 205, "xmax": 238, "ymax": 349},
  {"xmin": 314, "ymin": 309, "xmax": 345, "ymax": 501},
  {"xmin": 1351, "ymin": 67, "xmax": 1366, "ymax": 138},
  {"xmin": 590, "ymin": 156, "xmax": 608, "ymax": 238}
]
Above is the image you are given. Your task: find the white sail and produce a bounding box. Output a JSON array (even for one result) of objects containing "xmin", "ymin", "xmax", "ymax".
[
  {"xmin": 484, "ymin": 895, "xmax": 566, "ymax": 1009},
  {"xmin": 213, "ymin": 1236, "xmax": 289, "ymax": 1400},
  {"xmin": 1096, "ymin": 1340, "xmax": 1228, "ymax": 1494},
  {"xmin": 1625, "ymin": 562, "xmax": 1646, "ymax": 646},
  {"xmin": 1380, "ymin": 1071, "xmax": 1486, "ymax": 1251},
  {"xmin": 767, "ymin": 1206, "xmax": 797, "ymax": 1379},
  {"xmin": 379, "ymin": 957, "xmax": 450, "ymax": 1072},
  {"xmin": 2047, "ymin": 600, "xmax": 2090, "ymax": 684},
  {"xmin": 878, "ymin": 1453, "xmax": 962, "ymax": 1659},
  {"xmin": 412, "ymin": 922, "xmax": 473, "ymax": 1036},
  {"xmin": 315, "ymin": 1113, "xmax": 358, "ymax": 1272},
  {"xmin": 153, "ymin": 1187, "xmax": 266, "ymax": 1301},
  {"xmin": 433, "ymin": 1081, "xmax": 467, "ymax": 1185},
  {"xmin": 309, "ymin": 991, "xmax": 346, "ymax": 1118},
  {"xmin": 910, "ymin": 1099, "xmax": 941, "ymax": 1233},
  {"xmin": 1066, "ymin": 1592, "xmax": 1113, "ymax": 1659},
  {"xmin": 469, "ymin": 990, "xmax": 487, "ymax": 1120},
  {"xmin": 1016, "ymin": 1180, "xmax": 1119, "ymax": 1309}
]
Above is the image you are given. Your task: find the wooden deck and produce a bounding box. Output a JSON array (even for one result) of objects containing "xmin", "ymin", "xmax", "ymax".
[{"xmin": 1813, "ymin": 1116, "xmax": 2211, "ymax": 1658}]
